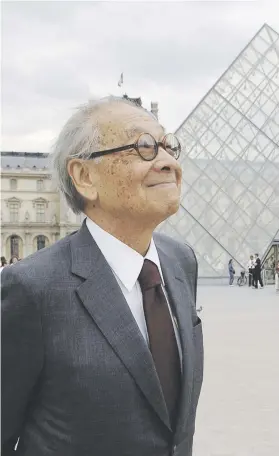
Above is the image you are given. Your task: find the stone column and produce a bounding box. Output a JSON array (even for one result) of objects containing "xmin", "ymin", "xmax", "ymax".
[
  {"xmin": 51, "ymin": 232, "xmax": 58, "ymax": 244},
  {"xmin": 59, "ymin": 224, "xmax": 68, "ymax": 240},
  {"xmin": 1, "ymin": 231, "xmax": 7, "ymax": 258},
  {"xmin": 24, "ymin": 232, "xmax": 33, "ymax": 257}
]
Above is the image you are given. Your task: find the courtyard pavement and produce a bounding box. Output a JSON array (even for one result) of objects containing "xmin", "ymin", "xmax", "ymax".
[{"xmin": 193, "ymin": 285, "xmax": 279, "ymax": 456}]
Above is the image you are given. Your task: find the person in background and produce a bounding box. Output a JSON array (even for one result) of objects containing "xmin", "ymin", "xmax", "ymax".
[
  {"xmin": 247, "ymin": 255, "xmax": 254, "ymax": 287},
  {"xmin": 254, "ymin": 253, "xmax": 264, "ymax": 289},
  {"xmin": 275, "ymin": 261, "xmax": 279, "ymax": 293},
  {"xmin": 0, "ymin": 256, "xmax": 7, "ymax": 273},
  {"xmin": 228, "ymin": 259, "xmax": 235, "ymax": 286},
  {"xmin": 9, "ymin": 256, "xmax": 19, "ymax": 265},
  {"xmin": 269, "ymin": 256, "xmax": 275, "ymax": 282},
  {"xmin": 269, "ymin": 256, "xmax": 275, "ymax": 269}
]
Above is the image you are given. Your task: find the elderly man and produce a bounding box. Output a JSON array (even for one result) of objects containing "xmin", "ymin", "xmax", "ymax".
[{"xmin": 1, "ymin": 96, "xmax": 203, "ymax": 456}]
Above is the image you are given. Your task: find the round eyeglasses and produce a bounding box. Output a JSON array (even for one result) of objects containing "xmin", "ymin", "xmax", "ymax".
[{"xmin": 88, "ymin": 133, "xmax": 181, "ymax": 161}]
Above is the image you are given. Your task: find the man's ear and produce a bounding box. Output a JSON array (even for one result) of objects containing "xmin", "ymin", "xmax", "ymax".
[{"xmin": 67, "ymin": 159, "xmax": 98, "ymax": 202}]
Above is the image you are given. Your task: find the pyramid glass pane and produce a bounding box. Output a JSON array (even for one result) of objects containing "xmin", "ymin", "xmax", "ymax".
[{"xmin": 158, "ymin": 24, "xmax": 279, "ymax": 278}]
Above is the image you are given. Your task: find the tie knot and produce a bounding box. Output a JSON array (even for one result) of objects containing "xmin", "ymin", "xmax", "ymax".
[{"xmin": 138, "ymin": 259, "xmax": 162, "ymax": 291}]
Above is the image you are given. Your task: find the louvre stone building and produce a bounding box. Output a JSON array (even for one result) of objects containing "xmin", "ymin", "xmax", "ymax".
[{"xmin": 157, "ymin": 24, "xmax": 279, "ymax": 282}]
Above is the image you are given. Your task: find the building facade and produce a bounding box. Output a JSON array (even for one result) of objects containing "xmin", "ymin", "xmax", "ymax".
[
  {"xmin": 157, "ymin": 24, "xmax": 279, "ymax": 282},
  {"xmin": 0, "ymin": 152, "xmax": 84, "ymax": 261}
]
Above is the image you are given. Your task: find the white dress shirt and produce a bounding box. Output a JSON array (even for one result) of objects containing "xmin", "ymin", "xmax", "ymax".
[
  {"xmin": 247, "ymin": 259, "xmax": 254, "ymax": 269},
  {"xmin": 86, "ymin": 217, "xmax": 183, "ymax": 369}
]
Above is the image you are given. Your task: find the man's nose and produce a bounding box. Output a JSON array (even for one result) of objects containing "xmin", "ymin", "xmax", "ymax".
[{"xmin": 154, "ymin": 145, "xmax": 182, "ymax": 173}]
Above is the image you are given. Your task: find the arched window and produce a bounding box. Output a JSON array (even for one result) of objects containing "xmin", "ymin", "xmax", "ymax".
[
  {"xmin": 37, "ymin": 235, "xmax": 46, "ymax": 250},
  {"xmin": 10, "ymin": 235, "xmax": 20, "ymax": 257}
]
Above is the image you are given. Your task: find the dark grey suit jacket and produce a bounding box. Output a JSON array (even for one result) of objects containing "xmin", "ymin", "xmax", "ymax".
[{"xmin": 1, "ymin": 221, "xmax": 203, "ymax": 456}]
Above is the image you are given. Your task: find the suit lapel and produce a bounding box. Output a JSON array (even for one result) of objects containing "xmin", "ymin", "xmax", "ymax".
[
  {"xmin": 155, "ymin": 243, "xmax": 195, "ymax": 438},
  {"xmin": 70, "ymin": 222, "xmax": 171, "ymax": 431}
]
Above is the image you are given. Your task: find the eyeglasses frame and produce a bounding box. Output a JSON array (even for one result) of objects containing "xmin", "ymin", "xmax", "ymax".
[{"xmin": 87, "ymin": 132, "xmax": 181, "ymax": 161}]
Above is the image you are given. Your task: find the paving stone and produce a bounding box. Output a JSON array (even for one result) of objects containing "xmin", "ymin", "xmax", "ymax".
[{"xmin": 193, "ymin": 285, "xmax": 279, "ymax": 456}]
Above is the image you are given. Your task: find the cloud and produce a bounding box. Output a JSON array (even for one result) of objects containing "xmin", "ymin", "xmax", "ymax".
[{"xmin": 2, "ymin": 1, "xmax": 279, "ymax": 151}]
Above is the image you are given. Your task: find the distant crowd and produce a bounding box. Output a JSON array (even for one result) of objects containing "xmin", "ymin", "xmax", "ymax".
[
  {"xmin": 228, "ymin": 254, "xmax": 279, "ymax": 292},
  {"xmin": 0, "ymin": 255, "xmax": 20, "ymax": 273},
  {"xmin": 2, "ymin": 254, "xmax": 279, "ymax": 293}
]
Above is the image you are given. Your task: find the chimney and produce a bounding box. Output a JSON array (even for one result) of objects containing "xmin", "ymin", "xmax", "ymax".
[{"xmin": 151, "ymin": 101, "xmax": 158, "ymax": 120}]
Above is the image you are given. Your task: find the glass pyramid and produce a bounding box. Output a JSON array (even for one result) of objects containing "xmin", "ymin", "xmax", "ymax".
[{"xmin": 157, "ymin": 24, "xmax": 279, "ymax": 278}]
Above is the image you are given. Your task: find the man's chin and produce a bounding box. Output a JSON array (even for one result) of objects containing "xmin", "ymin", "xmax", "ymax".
[
  {"xmin": 166, "ymin": 199, "xmax": 180, "ymax": 217},
  {"xmin": 150, "ymin": 198, "xmax": 180, "ymax": 225}
]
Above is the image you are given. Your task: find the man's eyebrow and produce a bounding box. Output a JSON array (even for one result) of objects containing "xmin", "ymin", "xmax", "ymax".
[
  {"xmin": 124, "ymin": 127, "xmax": 142, "ymax": 139},
  {"xmin": 124, "ymin": 126, "xmax": 166, "ymax": 140}
]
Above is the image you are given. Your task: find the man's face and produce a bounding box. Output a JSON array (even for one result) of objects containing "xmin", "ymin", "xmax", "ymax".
[{"xmin": 84, "ymin": 102, "xmax": 182, "ymax": 226}]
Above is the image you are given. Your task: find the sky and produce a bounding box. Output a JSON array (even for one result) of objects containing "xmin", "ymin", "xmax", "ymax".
[{"xmin": 1, "ymin": 0, "xmax": 279, "ymax": 152}]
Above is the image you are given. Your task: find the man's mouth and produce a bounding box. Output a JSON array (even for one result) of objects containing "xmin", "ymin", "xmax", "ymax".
[{"xmin": 148, "ymin": 182, "xmax": 177, "ymax": 187}]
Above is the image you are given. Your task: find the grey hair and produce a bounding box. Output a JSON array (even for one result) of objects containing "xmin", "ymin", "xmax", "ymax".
[{"xmin": 51, "ymin": 95, "xmax": 156, "ymax": 214}]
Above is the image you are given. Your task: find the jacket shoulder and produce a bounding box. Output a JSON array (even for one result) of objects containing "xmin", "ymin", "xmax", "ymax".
[
  {"xmin": 1, "ymin": 232, "xmax": 75, "ymax": 285},
  {"xmin": 154, "ymin": 232, "xmax": 198, "ymax": 304},
  {"xmin": 154, "ymin": 232, "xmax": 197, "ymax": 272}
]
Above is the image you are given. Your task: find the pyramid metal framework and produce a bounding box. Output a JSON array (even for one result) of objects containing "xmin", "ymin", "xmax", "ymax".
[{"xmin": 157, "ymin": 24, "xmax": 279, "ymax": 277}]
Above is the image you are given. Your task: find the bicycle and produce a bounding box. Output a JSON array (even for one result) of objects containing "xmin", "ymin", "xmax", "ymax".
[{"xmin": 237, "ymin": 270, "xmax": 248, "ymax": 286}]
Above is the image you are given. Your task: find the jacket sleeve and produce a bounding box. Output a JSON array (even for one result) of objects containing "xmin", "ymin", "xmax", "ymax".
[{"xmin": 1, "ymin": 266, "xmax": 44, "ymax": 451}]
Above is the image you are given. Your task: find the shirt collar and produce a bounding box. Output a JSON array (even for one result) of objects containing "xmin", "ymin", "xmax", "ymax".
[{"xmin": 86, "ymin": 217, "xmax": 164, "ymax": 292}]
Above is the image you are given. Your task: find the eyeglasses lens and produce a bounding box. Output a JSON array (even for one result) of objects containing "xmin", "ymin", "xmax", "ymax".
[
  {"xmin": 137, "ymin": 133, "xmax": 157, "ymax": 161},
  {"xmin": 164, "ymin": 134, "xmax": 181, "ymax": 159}
]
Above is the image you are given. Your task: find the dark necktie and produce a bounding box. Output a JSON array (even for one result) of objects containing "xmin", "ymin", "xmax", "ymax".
[{"xmin": 138, "ymin": 259, "xmax": 181, "ymax": 428}]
